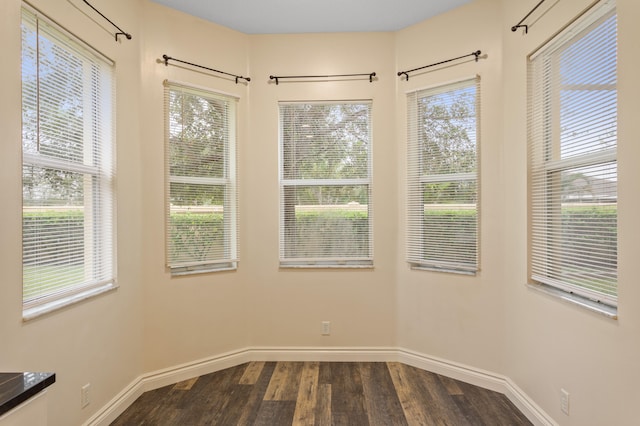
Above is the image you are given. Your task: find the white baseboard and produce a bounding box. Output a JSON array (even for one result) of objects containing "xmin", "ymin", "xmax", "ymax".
[
  {"xmin": 82, "ymin": 348, "xmax": 252, "ymax": 426},
  {"xmin": 395, "ymin": 348, "xmax": 557, "ymax": 426},
  {"xmin": 84, "ymin": 346, "xmax": 556, "ymax": 426},
  {"xmin": 248, "ymin": 346, "xmax": 397, "ymax": 362}
]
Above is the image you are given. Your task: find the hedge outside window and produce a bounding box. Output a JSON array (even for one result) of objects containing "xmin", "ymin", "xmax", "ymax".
[
  {"xmin": 21, "ymin": 5, "xmax": 116, "ymax": 319},
  {"xmin": 165, "ymin": 82, "xmax": 238, "ymax": 274},
  {"xmin": 528, "ymin": 0, "xmax": 617, "ymax": 308},
  {"xmin": 279, "ymin": 101, "xmax": 373, "ymax": 268},
  {"xmin": 406, "ymin": 78, "xmax": 480, "ymax": 274}
]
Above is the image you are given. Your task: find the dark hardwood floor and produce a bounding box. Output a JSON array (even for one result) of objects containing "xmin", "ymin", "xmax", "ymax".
[{"xmin": 111, "ymin": 362, "xmax": 532, "ymax": 425}]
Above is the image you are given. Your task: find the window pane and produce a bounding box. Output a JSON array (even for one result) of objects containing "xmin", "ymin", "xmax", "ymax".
[
  {"xmin": 557, "ymin": 12, "xmax": 617, "ymax": 159},
  {"xmin": 281, "ymin": 103, "xmax": 370, "ymax": 180},
  {"xmin": 419, "ymin": 85, "xmax": 477, "ymax": 176},
  {"xmin": 169, "ymin": 91, "xmax": 228, "ymax": 179},
  {"xmin": 22, "ymin": 15, "xmax": 102, "ymax": 164},
  {"xmin": 282, "ymin": 185, "xmax": 370, "ymax": 260},
  {"xmin": 168, "ymin": 182, "xmax": 227, "ymax": 265},
  {"xmin": 23, "ymin": 165, "xmax": 86, "ymax": 301}
]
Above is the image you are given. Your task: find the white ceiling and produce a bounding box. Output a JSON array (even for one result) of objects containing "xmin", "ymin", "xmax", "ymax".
[{"xmin": 149, "ymin": 0, "xmax": 473, "ymax": 34}]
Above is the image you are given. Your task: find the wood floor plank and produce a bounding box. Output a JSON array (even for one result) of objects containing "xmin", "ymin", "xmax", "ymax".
[
  {"xmin": 172, "ymin": 376, "xmax": 198, "ymax": 391},
  {"xmin": 438, "ymin": 373, "xmax": 464, "ymax": 396},
  {"xmin": 253, "ymin": 400, "xmax": 296, "ymax": 426},
  {"xmin": 360, "ymin": 362, "xmax": 408, "ymax": 426},
  {"xmin": 173, "ymin": 363, "xmax": 246, "ymax": 422},
  {"xmin": 292, "ymin": 361, "xmax": 319, "ymax": 425},
  {"xmin": 239, "ymin": 361, "xmax": 265, "ymax": 385},
  {"xmin": 412, "ymin": 365, "xmax": 471, "ymax": 425},
  {"xmin": 264, "ymin": 361, "xmax": 304, "ymax": 401},
  {"xmin": 387, "ymin": 361, "xmax": 436, "ymax": 426},
  {"xmin": 457, "ymin": 380, "xmax": 531, "ymax": 426},
  {"xmin": 236, "ymin": 362, "xmax": 277, "ymax": 426},
  {"xmin": 110, "ymin": 387, "xmax": 167, "ymax": 425},
  {"xmin": 330, "ymin": 362, "xmax": 368, "ymax": 426},
  {"xmin": 451, "ymin": 394, "xmax": 488, "ymax": 426},
  {"xmin": 314, "ymin": 383, "xmax": 332, "ymax": 426},
  {"xmin": 208, "ymin": 383, "xmax": 254, "ymax": 425},
  {"xmin": 318, "ymin": 361, "xmax": 332, "ymax": 384}
]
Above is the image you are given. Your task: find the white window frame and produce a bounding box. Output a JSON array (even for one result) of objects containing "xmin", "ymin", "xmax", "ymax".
[
  {"xmin": 21, "ymin": 4, "xmax": 116, "ymax": 320},
  {"xmin": 278, "ymin": 101, "xmax": 373, "ymax": 268},
  {"xmin": 406, "ymin": 77, "xmax": 480, "ymax": 274},
  {"xmin": 164, "ymin": 81, "xmax": 238, "ymax": 275},
  {"xmin": 527, "ymin": 0, "xmax": 618, "ymax": 312}
]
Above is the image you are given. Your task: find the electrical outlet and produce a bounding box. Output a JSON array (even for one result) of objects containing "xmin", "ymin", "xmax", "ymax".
[
  {"xmin": 81, "ymin": 383, "xmax": 91, "ymax": 408},
  {"xmin": 321, "ymin": 321, "xmax": 331, "ymax": 335},
  {"xmin": 560, "ymin": 388, "xmax": 570, "ymax": 415}
]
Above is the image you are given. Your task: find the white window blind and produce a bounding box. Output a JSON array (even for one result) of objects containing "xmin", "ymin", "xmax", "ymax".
[
  {"xmin": 528, "ymin": 0, "xmax": 617, "ymax": 307},
  {"xmin": 279, "ymin": 101, "xmax": 373, "ymax": 268},
  {"xmin": 407, "ymin": 78, "xmax": 479, "ymax": 274},
  {"xmin": 165, "ymin": 82, "xmax": 238, "ymax": 274},
  {"xmin": 21, "ymin": 5, "xmax": 116, "ymax": 317}
]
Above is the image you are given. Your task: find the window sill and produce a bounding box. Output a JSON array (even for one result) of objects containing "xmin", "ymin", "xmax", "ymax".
[
  {"xmin": 409, "ymin": 263, "xmax": 477, "ymax": 276},
  {"xmin": 170, "ymin": 262, "xmax": 237, "ymax": 276},
  {"xmin": 279, "ymin": 261, "xmax": 373, "ymax": 269},
  {"xmin": 23, "ymin": 283, "xmax": 118, "ymax": 322},
  {"xmin": 527, "ymin": 282, "xmax": 618, "ymax": 320}
]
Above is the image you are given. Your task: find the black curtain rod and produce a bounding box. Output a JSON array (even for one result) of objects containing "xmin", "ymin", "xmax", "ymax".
[
  {"xmin": 82, "ymin": 0, "xmax": 131, "ymax": 41},
  {"xmin": 397, "ymin": 50, "xmax": 481, "ymax": 81},
  {"xmin": 162, "ymin": 55, "xmax": 250, "ymax": 84},
  {"xmin": 269, "ymin": 73, "xmax": 376, "ymax": 85},
  {"xmin": 511, "ymin": 0, "xmax": 547, "ymax": 33}
]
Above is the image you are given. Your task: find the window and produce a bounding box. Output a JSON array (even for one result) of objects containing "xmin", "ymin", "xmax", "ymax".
[
  {"xmin": 165, "ymin": 82, "xmax": 238, "ymax": 274},
  {"xmin": 406, "ymin": 78, "xmax": 480, "ymax": 274},
  {"xmin": 21, "ymin": 5, "xmax": 116, "ymax": 318},
  {"xmin": 279, "ymin": 102, "xmax": 373, "ymax": 268},
  {"xmin": 528, "ymin": 0, "xmax": 617, "ymax": 308}
]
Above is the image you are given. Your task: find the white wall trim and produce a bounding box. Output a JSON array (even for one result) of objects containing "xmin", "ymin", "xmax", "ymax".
[
  {"xmin": 84, "ymin": 346, "xmax": 556, "ymax": 426},
  {"xmin": 82, "ymin": 348, "xmax": 251, "ymax": 426},
  {"xmin": 248, "ymin": 346, "xmax": 398, "ymax": 362},
  {"xmin": 396, "ymin": 347, "xmax": 507, "ymax": 392},
  {"xmin": 396, "ymin": 348, "xmax": 558, "ymax": 426}
]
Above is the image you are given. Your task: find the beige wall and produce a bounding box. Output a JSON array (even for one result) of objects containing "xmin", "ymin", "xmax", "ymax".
[
  {"xmin": 395, "ymin": 0, "xmax": 507, "ymax": 373},
  {"xmin": 500, "ymin": 0, "xmax": 640, "ymax": 424},
  {"xmin": 244, "ymin": 32, "xmax": 399, "ymax": 349},
  {"xmin": 1, "ymin": 0, "xmax": 639, "ymax": 425},
  {"xmin": 0, "ymin": 1, "xmax": 144, "ymax": 425},
  {"xmin": 137, "ymin": 0, "xmax": 251, "ymax": 374}
]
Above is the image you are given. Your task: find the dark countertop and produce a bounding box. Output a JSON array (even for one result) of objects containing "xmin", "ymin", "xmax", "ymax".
[{"xmin": 0, "ymin": 372, "xmax": 55, "ymax": 417}]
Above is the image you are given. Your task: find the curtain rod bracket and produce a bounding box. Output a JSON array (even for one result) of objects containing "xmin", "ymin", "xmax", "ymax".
[
  {"xmin": 511, "ymin": 0, "xmax": 546, "ymax": 34},
  {"xmin": 162, "ymin": 54, "xmax": 250, "ymax": 84},
  {"xmin": 115, "ymin": 32, "xmax": 132, "ymax": 41},
  {"xmin": 398, "ymin": 50, "xmax": 482, "ymax": 81},
  {"xmin": 82, "ymin": 1, "xmax": 132, "ymax": 41},
  {"xmin": 511, "ymin": 24, "xmax": 529, "ymax": 33}
]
